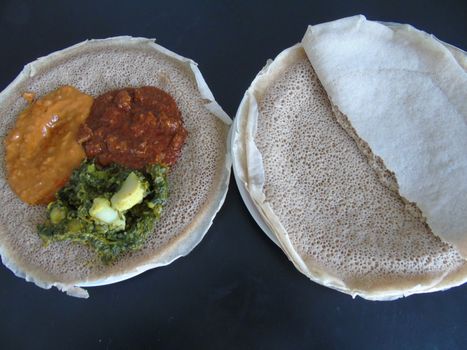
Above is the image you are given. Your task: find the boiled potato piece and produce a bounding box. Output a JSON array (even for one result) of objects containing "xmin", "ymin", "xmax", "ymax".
[
  {"xmin": 90, "ymin": 197, "xmax": 125, "ymax": 230},
  {"xmin": 111, "ymin": 172, "xmax": 147, "ymax": 211}
]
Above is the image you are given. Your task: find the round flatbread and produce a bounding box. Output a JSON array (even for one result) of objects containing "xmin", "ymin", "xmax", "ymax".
[
  {"xmin": 302, "ymin": 16, "xmax": 467, "ymax": 258},
  {"xmin": 0, "ymin": 37, "xmax": 231, "ymax": 298},
  {"xmin": 232, "ymin": 19, "xmax": 467, "ymax": 300}
]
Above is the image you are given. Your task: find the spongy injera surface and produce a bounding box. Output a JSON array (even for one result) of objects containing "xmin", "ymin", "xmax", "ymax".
[{"xmin": 254, "ymin": 56, "xmax": 465, "ymax": 291}]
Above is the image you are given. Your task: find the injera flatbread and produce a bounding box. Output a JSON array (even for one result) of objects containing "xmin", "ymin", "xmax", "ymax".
[
  {"xmin": 0, "ymin": 37, "xmax": 231, "ymax": 298},
  {"xmin": 232, "ymin": 41, "xmax": 467, "ymax": 300},
  {"xmin": 302, "ymin": 15, "xmax": 467, "ymax": 258}
]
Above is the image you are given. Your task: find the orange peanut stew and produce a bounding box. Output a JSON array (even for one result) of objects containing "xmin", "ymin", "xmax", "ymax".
[
  {"xmin": 5, "ymin": 86, "xmax": 93, "ymax": 204},
  {"xmin": 78, "ymin": 86, "xmax": 188, "ymax": 169}
]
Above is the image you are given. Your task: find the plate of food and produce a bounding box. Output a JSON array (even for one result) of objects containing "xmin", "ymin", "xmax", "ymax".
[
  {"xmin": 0, "ymin": 37, "xmax": 231, "ymax": 298},
  {"xmin": 231, "ymin": 15, "xmax": 467, "ymax": 300}
]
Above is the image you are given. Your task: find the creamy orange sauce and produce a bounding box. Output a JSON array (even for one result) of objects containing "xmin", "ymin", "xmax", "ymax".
[{"xmin": 5, "ymin": 86, "xmax": 93, "ymax": 204}]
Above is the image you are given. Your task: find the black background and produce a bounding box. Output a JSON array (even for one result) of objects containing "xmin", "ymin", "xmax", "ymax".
[{"xmin": 1, "ymin": 1, "xmax": 466, "ymax": 349}]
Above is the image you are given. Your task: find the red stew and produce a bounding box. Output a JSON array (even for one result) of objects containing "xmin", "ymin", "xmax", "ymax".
[{"xmin": 78, "ymin": 86, "xmax": 187, "ymax": 169}]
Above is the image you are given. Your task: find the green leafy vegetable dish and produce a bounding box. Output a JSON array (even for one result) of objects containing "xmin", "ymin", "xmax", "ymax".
[{"xmin": 38, "ymin": 160, "xmax": 168, "ymax": 264}]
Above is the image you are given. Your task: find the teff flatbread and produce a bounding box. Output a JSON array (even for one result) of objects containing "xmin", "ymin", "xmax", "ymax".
[
  {"xmin": 0, "ymin": 37, "xmax": 231, "ymax": 297},
  {"xmin": 232, "ymin": 18, "xmax": 467, "ymax": 299},
  {"xmin": 302, "ymin": 15, "xmax": 467, "ymax": 258}
]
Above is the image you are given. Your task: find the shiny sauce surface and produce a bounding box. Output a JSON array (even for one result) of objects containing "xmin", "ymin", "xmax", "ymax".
[
  {"xmin": 78, "ymin": 86, "xmax": 187, "ymax": 169},
  {"xmin": 5, "ymin": 86, "xmax": 93, "ymax": 204}
]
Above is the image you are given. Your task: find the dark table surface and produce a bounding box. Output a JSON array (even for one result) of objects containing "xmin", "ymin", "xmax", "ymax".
[{"xmin": 1, "ymin": 1, "xmax": 466, "ymax": 349}]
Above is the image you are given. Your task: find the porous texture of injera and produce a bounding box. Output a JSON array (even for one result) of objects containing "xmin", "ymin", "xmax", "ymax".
[
  {"xmin": 254, "ymin": 55, "xmax": 465, "ymax": 292},
  {"xmin": 0, "ymin": 40, "xmax": 229, "ymax": 285}
]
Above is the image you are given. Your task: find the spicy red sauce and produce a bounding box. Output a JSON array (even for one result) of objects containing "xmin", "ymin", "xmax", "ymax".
[{"xmin": 78, "ymin": 86, "xmax": 187, "ymax": 169}]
